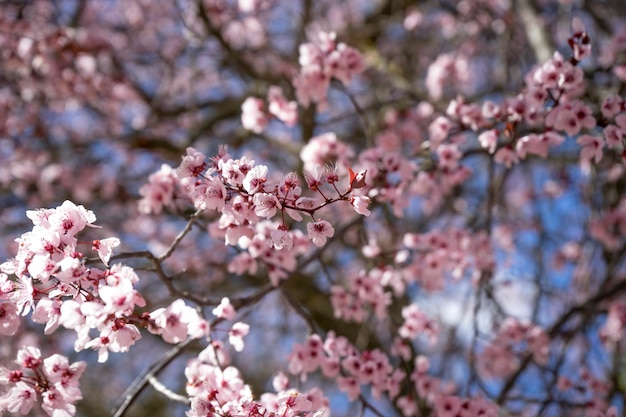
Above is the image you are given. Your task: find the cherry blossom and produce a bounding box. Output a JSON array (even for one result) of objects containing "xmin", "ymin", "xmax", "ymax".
[
  {"xmin": 149, "ymin": 299, "xmax": 205, "ymax": 344},
  {"xmin": 212, "ymin": 297, "xmax": 237, "ymax": 320},
  {"xmin": 241, "ymin": 97, "xmax": 268, "ymax": 133},
  {"xmin": 1, "ymin": 3, "xmax": 625, "ymax": 417},
  {"xmin": 138, "ymin": 164, "xmax": 178, "ymax": 215},
  {"xmin": 228, "ymin": 322, "xmax": 250, "ymax": 352},
  {"xmin": 91, "ymin": 237, "xmax": 120, "ymax": 266},
  {"xmin": 252, "ymin": 193, "xmax": 282, "ymax": 218},
  {"xmin": 306, "ymin": 220, "xmax": 335, "ymax": 247},
  {"xmin": 0, "ymin": 349, "xmax": 85, "ymax": 417},
  {"xmin": 267, "ymin": 86, "xmax": 298, "ymax": 126}
]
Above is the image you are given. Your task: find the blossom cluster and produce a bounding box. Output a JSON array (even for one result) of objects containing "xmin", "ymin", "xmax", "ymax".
[
  {"xmin": 0, "ymin": 201, "xmax": 151, "ymax": 365},
  {"xmin": 452, "ymin": 20, "xmax": 625, "ymax": 171},
  {"xmin": 477, "ymin": 318, "xmax": 550, "ymax": 380},
  {"xmin": 2, "ymin": 4, "xmax": 626, "ymax": 416},
  {"xmin": 293, "ymin": 31, "xmax": 364, "ymax": 108},
  {"xmin": 139, "ymin": 145, "xmax": 370, "ymax": 285},
  {"xmin": 0, "ymin": 347, "xmax": 85, "ymax": 417},
  {"xmin": 286, "ymin": 333, "xmax": 503, "ymax": 417},
  {"xmin": 242, "ymin": 86, "xmax": 298, "ymax": 133},
  {"xmin": 0, "ymin": 201, "xmax": 212, "ymax": 415},
  {"xmin": 402, "ymin": 228, "xmax": 495, "ymax": 291},
  {"xmin": 186, "ymin": 342, "xmax": 328, "ymax": 417},
  {"xmin": 288, "ymin": 332, "xmax": 403, "ymax": 403}
]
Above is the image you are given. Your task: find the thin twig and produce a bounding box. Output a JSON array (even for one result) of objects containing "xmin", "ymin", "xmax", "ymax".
[
  {"xmin": 148, "ymin": 376, "xmax": 190, "ymax": 405},
  {"xmin": 111, "ymin": 337, "xmax": 196, "ymax": 417},
  {"xmin": 158, "ymin": 209, "xmax": 202, "ymax": 261}
]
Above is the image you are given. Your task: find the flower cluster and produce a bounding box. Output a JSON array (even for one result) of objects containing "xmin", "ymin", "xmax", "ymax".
[
  {"xmin": 402, "ymin": 228, "xmax": 495, "ymax": 292},
  {"xmin": 2, "ymin": 4, "xmax": 626, "ymax": 417},
  {"xmin": 293, "ymin": 31, "xmax": 364, "ymax": 108},
  {"xmin": 144, "ymin": 146, "xmax": 371, "ymax": 285},
  {"xmin": 330, "ymin": 269, "xmax": 392, "ymax": 322},
  {"xmin": 415, "ymin": 18, "xmax": 626, "ymax": 177},
  {"xmin": 477, "ymin": 318, "xmax": 550, "ymax": 379},
  {"xmin": 0, "ymin": 347, "xmax": 85, "ymax": 417},
  {"xmin": 289, "ymin": 332, "xmax": 404, "ymax": 403},
  {"xmin": 186, "ymin": 342, "xmax": 328, "ymax": 417},
  {"xmin": 138, "ymin": 164, "xmax": 179, "ymax": 215},
  {"xmin": 241, "ymin": 86, "xmax": 298, "ymax": 133},
  {"xmin": 0, "ymin": 200, "xmax": 214, "ymax": 415}
]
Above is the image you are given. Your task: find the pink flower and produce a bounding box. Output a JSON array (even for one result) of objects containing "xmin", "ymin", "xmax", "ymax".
[
  {"xmin": 0, "ymin": 382, "xmax": 37, "ymax": 415},
  {"xmin": 223, "ymin": 17, "xmax": 266, "ymax": 49},
  {"xmin": 272, "ymin": 371, "xmax": 289, "ymax": 392},
  {"xmin": 212, "ymin": 297, "xmax": 236, "ymax": 320},
  {"xmin": 92, "ymin": 237, "xmax": 120, "ymax": 266},
  {"xmin": 47, "ymin": 200, "xmax": 97, "ymax": 237},
  {"xmin": 399, "ymin": 304, "xmax": 438, "ymax": 343},
  {"xmin": 98, "ymin": 278, "xmax": 136, "ymax": 316},
  {"xmin": 516, "ymin": 134, "xmax": 549, "ymax": 159},
  {"xmin": 150, "ymin": 299, "xmax": 199, "ymax": 344},
  {"xmin": 42, "ymin": 354, "xmax": 86, "ymax": 386},
  {"xmin": 138, "ymin": 164, "xmax": 178, "ymax": 214},
  {"xmin": 425, "ymin": 53, "xmax": 456, "ymax": 100},
  {"xmin": 577, "ymin": 134, "xmax": 605, "ymax": 164},
  {"xmin": 481, "ymin": 100, "xmax": 502, "ymax": 119},
  {"xmin": 336, "ymin": 376, "xmax": 360, "ymax": 401},
  {"xmin": 241, "ymin": 97, "xmax": 268, "ymax": 133},
  {"xmin": 219, "ymin": 157, "xmax": 255, "ymax": 187},
  {"xmin": 243, "ymin": 164, "xmax": 268, "ymax": 194},
  {"xmin": 327, "ymin": 43, "xmax": 364, "ymax": 84},
  {"xmin": 428, "ymin": 116, "xmax": 452, "ymax": 148},
  {"xmin": 11, "ymin": 275, "xmax": 35, "ymax": 316},
  {"xmin": 41, "ymin": 387, "xmax": 77, "ymax": 417},
  {"xmin": 16, "ymin": 346, "xmax": 42, "ymax": 369},
  {"xmin": 397, "ymin": 395, "xmax": 417, "ymax": 417},
  {"xmin": 478, "ymin": 129, "xmax": 498, "ymax": 154},
  {"xmin": 267, "ymin": 86, "xmax": 298, "ymax": 126},
  {"xmin": 528, "ymin": 326, "xmax": 550, "ymax": 365},
  {"xmin": 228, "ymin": 322, "xmax": 250, "ymax": 352},
  {"xmin": 494, "ymin": 147, "xmax": 519, "ymax": 168},
  {"xmin": 437, "ymin": 143, "xmax": 462, "ymax": 169},
  {"xmin": 0, "ymin": 302, "xmax": 20, "ymax": 336},
  {"xmin": 253, "ymin": 193, "xmax": 282, "ymax": 218},
  {"xmin": 601, "ymin": 94, "xmax": 623, "ymax": 119},
  {"xmin": 546, "ymin": 101, "xmax": 596, "ymax": 136},
  {"xmin": 569, "ymin": 17, "xmax": 591, "ymax": 61},
  {"xmin": 478, "ymin": 343, "xmax": 519, "ymax": 379},
  {"xmin": 434, "ymin": 395, "xmax": 461, "ymax": 417},
  {"xmin": 293, "ymin": 32, "xmax": 363, "ymax": 108},
  {"xmin": 604, "ymin": 125, "xmax": 623, "ymax": 149},
  {"xmin": 350, "ymin": 196, "xmax": 371, "ymax": 216},
  {"xmin": 270, "ymin": 228, "xmax": 294, "ymax": 250},
  {"xmin": 32, "ymin": 298, "xmax": 62, "ymax": 334},
  {"xmin": 295, "ymin": 196, "xmax": 323, "ymax": 211},
  {"xmin": 187, "ymin": 176, "xmax": 227, "ymax": 211},
  {"xmin": 278, "ymin": 391, "xmax": 313, "ymax": 413},
  {"xmin": 300, "ymin": 132, "xmax": 353, "ymax": 172},
  {"xmin": 307, "ymin": 220, "xmax": 335, "ymax": 247},
  {"xmin": 176, "ymin": 147, "xmax": 207, "ymax": 179},
  {"xmin": 58, "ymin": 299, "xmax": 86, "ymax": 331},
  {"xmin": 102, "ymin": 322, "xmax": 141, "ymax": 354},
  {"xmin": 293, "ymin": 68, "xmax": 330, "ymax": 108}
]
